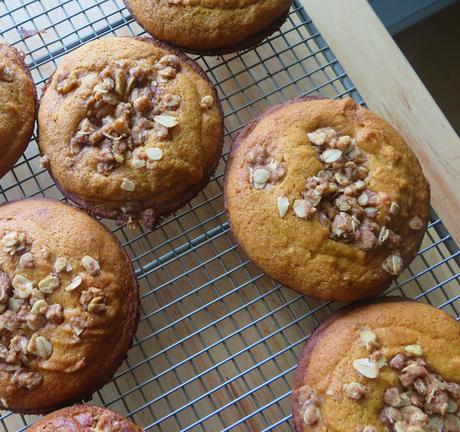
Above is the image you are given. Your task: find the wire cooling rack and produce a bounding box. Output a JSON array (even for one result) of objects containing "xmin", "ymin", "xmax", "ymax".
[{"xmin": 0, "ymin": 0, "xmax": 459, "ymax": 431}]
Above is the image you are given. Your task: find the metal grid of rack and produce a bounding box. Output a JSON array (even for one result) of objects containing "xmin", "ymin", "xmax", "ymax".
[{"xmin": 0, "ymin": 0, "xmax": 459, "ymax": 430}]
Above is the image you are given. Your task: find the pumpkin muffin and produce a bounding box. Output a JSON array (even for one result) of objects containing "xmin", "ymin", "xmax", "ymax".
[
  {"xmin": 225, "ymin": 97, "xmax": 430, "ymax": 301},
  {"xmin": 123, "ymin": 0, "xmax": 292, "ymax": 54},
  {"xmin": 0, "ymin": 43, "xmax": 36, "ymax": 178},
  {"xmin": 292, "ymin": 299, "xmax": 460, "ymax": 432},
  {"xmin": 28, "ymin": 405, "xmax": 143, "ymax": 431},
  {"xmin": 0, "ymin": 198, "xmax": 138, "ymax": 413},
  {"xmin": 38, "ymin": 36, "xmax": 223, "ymax": 227}
]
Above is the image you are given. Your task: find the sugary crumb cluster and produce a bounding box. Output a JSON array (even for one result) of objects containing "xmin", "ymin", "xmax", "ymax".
[
  {"xmin": 0, "ymin": 230, "xmax": 107, "ymax": 399},
  {"xmin": 297, "ymin": 384, "xmax": 322, "ymax": 427},
  {"xmin": 0, "ymin": 64, "xmax": 14, "ymax": 82},
  {"xmin": 246, "ymin": 144, "xmax": 285, "ymax": 189}
]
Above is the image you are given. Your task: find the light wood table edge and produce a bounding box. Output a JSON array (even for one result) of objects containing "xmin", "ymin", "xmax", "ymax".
[{"xmin": 300, "ymin": 0, "xmax": 460, "ymax": 245}]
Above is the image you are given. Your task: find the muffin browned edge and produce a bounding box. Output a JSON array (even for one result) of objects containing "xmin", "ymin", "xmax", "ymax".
[
  {"xmin": 27, "ymin": 404, "xmax": 143, "ymax": 431},
  {"xmin": 38, "ymin": 35, "xmax": 224, "ymax": 229},
  {"xmin": 223, "ymin": 95, "xmax": 429, "ymax": 301},
  {"xmin": 122, "ymin": 0, "xmax": 290, "ymax": 56},
  {"xmin": 0, "ymin": 43, "xmax": 37, "ymax": 179},
  {"xmin": 0, "ymin": 197, "xmax": 140, "ymax": 415},
  {"xmin": 291, "ymin": 296, "xmax": 417, "ymax": 432}
]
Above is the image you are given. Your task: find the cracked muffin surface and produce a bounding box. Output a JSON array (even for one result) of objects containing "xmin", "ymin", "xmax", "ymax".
[
  {"xmin": 0, "ymin": 43, "xmax": 36, "ymax": 179},
  {"xmin": 27, "ymin": 405, "xmax": 143, "ymax": 431},
  {"xmin": 123, "ymin": 0, "xmax": 292, "ymax": 54},
  {"xmin": 225, "ymin": 97, "xmax": 430, "ymax": 301},
  {"xmin": 38, "ymin": 36, "xmax": 223, "ymax": 227},
  {"xmin": 292, "ymin": 299, "xmax": 460, "ymax": 432},
  {"xmin": 0, "ymin": 198, "xmax": 138, "ymax": 413}
]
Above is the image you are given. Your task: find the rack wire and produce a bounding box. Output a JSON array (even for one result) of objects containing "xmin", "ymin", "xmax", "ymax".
[{"xmin": 0, "ymin": 0, "xmax": 459, "ymax": 431}]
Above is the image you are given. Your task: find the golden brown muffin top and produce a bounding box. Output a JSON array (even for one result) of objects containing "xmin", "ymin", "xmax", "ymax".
[
  {"xmin": 0, "ymin": 199, "xmax": 138, "ymax": 413},
  {"xmin": 123, "ymin": 0, "xmax": 291, "ymax": 52},
  {"xmin": 0, "ymin": 43, "xmax": 36, "ymax": 178},
  {"xmin": 225, "ymin": 97, "xmax": 430, "ymax": 301},
  {"xmin": 292, "ymin": 300, "xmax": 460, "ymax": 432},
  {"xmin": 28, "ymin": 405, "xmax": 143, "ymax": 431},
  {"xmin": 38, "ymin": 36, "xmax": 222, "ymax": 222}
]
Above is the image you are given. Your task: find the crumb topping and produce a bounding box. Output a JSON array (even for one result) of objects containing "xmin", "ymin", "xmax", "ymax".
[
  {"xmin": 343, "ymin": 381, "xmax": 367, "ymax": 400},
  {"xmin": 54, "ymin": 54, "xmax": 184, "ymax": 193},
  {"xmin": 246, "ymin": 144, "xmax": 285, "ymax": 189},
  {"xmin": 246, "ymin": 127, "xmax": 425, "ymax": 276},
  {"xmin": 0, "ymin": 230, "xmax": 108, "ymax": 393},
  {"xmin": 347, "ymin": 328, "xmax": 460, "ymax": 432},
  {"xmin": 303, "ymin": 128, "xmax": 404, "ymax": 262},
  {"xmin": 380, "ymin": 353, "xmax": 460, "ymax": 432}
]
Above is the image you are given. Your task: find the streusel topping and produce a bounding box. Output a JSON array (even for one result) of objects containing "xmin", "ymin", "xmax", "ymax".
[
  {"xmin": 59, "ymin": 54, "xmax": 182, "ymax": 183},
  {"xmin": 346, "ymin": 328, "xmax": 460, "ymax": 432},
  {"xmin": 247, "ymin": 127, "xmax": 425, "ymax": 276},
  {"xmin": 0, "ymin": 230, "xmax": 107, "ymax": 394}
]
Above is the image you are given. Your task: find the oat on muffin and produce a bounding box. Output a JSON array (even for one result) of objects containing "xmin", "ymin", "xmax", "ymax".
[
  {"xmin": 123, "ymin": 0, "xmax": 292, "ymax": 54},
  {"xmin": 0, "ymin": 43, "xmax": 36, "ymax": 178},
  {"xmin": 292, "ymin": 299, "xmax": 460, "ymax": 432},
  {"xmin": 225, "ymin": 96, "xmax": 430, "ymax": 301},
  {"xmin": 0, "ymin": 198, "xmax": 138, "ymax": 413},
  {"xmin": 38, "ymin": 36, "xmax": 223, "ymax": 227},
  {"xmin": 27, "ymin": 405, "xmax": 143, "ymax": 431}
]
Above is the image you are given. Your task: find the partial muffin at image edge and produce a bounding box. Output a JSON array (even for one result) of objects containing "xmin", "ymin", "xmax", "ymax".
[
  {"xmin": 38, "ymin": 36, "xmax": 223, "ymax": 227},
  {"xmin": 0, "ymin": 43, "xmax": 36, "ymax": 178},
  {"xmin": 0, "ymin": 198, "xmax": 139, "ymax": 413},
  {"xmin": 292, "ymin": 298, "xmax": 460, "ymax": 432},
  {"xmin": 122, "ymin": 0, "xmax": 292, "ymax": 54},
  {"xmin": 27, "ymin": 405, "xmax": 143, "ymax": 431},
  {"xmin": 225, "ymin": 96, "xmax": 430, "ymax": 301}
]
